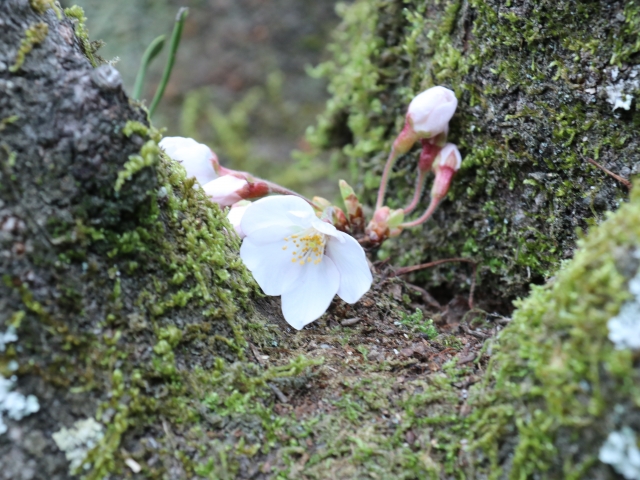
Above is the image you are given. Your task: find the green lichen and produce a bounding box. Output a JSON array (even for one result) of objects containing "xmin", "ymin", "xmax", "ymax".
[{"xmin": 9, "ymin": 22, "xmax": 48, "ymax": 73}]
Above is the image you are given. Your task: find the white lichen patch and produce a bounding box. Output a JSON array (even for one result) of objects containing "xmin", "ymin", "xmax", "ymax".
[
  {"xmin": 0, "ymin": 327, "xmax": 39, "ymax": 435},
  {"xmin": 52, "ymin": 418, "xmax": 104, "ymax": 474},
  {"xmin": 605, "ymin": 66, "xmax": 640, "ymax": 111},
  {"xmin": 599, "ymin": 427, "xmax": 640, "ymax": 479},
  {"xmin": 607, "ymin": 271, "xmax": 640, "ymax": 350},
  {"xmin": 0, "ymin": 326, "xmax": 18, "ymax": 352}
]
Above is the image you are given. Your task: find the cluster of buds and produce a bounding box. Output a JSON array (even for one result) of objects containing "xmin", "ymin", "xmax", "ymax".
[
  {"xmin": 160, "ymin": 84, "xmax": 462, "ymax": 249},
  {"xmin": 363, "ymin": 86, "xmax": 462, "ymax": 244}
]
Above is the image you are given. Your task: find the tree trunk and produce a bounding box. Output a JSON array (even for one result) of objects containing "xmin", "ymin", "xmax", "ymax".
[{"xmin": 1, "ymin": 1, "xmax": 638, "ymax": 479}]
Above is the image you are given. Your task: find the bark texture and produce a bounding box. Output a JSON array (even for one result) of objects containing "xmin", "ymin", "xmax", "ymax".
[{"xmin": 1, "ymin": 1, "xmax": 639, "ymax": 480}]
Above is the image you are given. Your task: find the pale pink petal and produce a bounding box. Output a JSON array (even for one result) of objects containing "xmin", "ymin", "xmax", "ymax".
[
  {"xmin": 202, "ymin": 176, "xmax": 247, "ymax": 207},
  {"xmin": 280, "ymin": 256, "xmax": 340, "ymax": 329},
  {"xmin": 240, "ymin": 238, "xmax": 303, "ymax": 295},
  {"xmin": 159, "ymin": 136, "xmax": 218, "ymax": 185},
  {"xmin": 227, "ymin": 204, "xmax": 250, "ymax": 238},
  {"xmin": 325, "ymin": 232, "xmax": 372, "ymax": 304}
]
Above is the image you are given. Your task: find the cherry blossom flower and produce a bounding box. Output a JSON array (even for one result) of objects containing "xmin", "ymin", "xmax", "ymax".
[
  {"xmin": 159, "ymin": 136, "xmax": 221, "ymax": 185},
  {"xmin": 239, "ymin": 196, "xmax": 372, "ymax": 329}
]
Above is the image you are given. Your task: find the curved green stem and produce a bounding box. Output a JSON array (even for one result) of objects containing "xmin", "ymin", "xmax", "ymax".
[
  {"xmin": 133, "ymin": 35, "xmax": 166, "ymax": 100},
  {"xmin": 148, "ymin": 7, "xmax": 189, "ymax": 117}
]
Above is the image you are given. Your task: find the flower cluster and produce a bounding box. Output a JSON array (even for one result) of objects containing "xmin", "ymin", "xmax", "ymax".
[
  {"xmin": 160, "ymin": 85, "xmax": 462, "ymax": 329},
  {"xmin": 369, "ymin": 86, "xmax": 462, "ymax": 242}
]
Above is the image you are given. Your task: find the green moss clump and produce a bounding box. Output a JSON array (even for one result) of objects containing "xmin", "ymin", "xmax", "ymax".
[
  {"xmin": 64, "ymin": 5, "xmax": 100, "ymax": 67},
  {"xmin": 29, "ymin": 0, "xmax": 62, "ymax": 18},
  {"xmin": 9, "ymin": 22, "xmax": 48, "ymax": 73},
  {"xmin": 462, "ymin": 183, "xmax": 640, "ymax": 478}
]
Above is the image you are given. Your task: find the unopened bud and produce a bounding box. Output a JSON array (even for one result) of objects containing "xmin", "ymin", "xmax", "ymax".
[
  {"xmin": 365, "ymin": 207, "xmax": 391, "ymax": 243},
  {"xmin": 392, "ymin": 86, "xmax": 457, "ymax": 156},
  {"xmin": 159, "ymin": 136, "xmax": 222, "ymax": 185},
  {"xmin": 312, "ymin": 196, "xmax": 332, "ymax": 210},
  {"xmin": 418, "ymin": 139, "xmax": 442, "ymax": 173},
  {"xmin": 324, "ymin": 206, "xmax": 349, "ymax": 231},
  {"xmin": 339, "ymin": 180, "xmax": 365, "ymax": 233},
  {"xmin": 431, "ymin": 143, "xmax": 461, "ymax": 202}
]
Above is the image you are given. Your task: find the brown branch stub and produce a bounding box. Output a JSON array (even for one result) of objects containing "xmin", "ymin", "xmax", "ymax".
[{"xmin": 586, "ymin": 158, "xmax": 632, "ymax": 190}]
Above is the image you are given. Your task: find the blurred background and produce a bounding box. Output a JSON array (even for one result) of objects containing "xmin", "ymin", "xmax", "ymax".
[{"xmin": 60, "ymin": 0, "xmax": 346, "ymax": 199}]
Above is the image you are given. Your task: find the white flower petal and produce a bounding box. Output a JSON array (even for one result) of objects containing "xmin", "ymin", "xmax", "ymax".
[
  {"xmin": 281, "ymin": 256, "xmax": 340, "ymax": 329},
  {"xmin": 310, "ymin": 216, "xmax": 342, "ymax": 240},
  {"xmin": 227, "ymin": 203, "xmax": 250, "ymax": 238},
  {"xmin": 240, "ymin": 238, "xmax": 302, "ymax": 295},
  {"xmin": 160, "ymin": 136, "xmax": 218, "ymax": 185},
  {"xmin": 241, "ymin": 196, "xmax": 314, "ymax": 237},
  {"xmin": 325, "ymin": 232, "xmax": 372, "ymax": 303},
  {"xmin": 202, "ymin": 176, "xmax": 247, "ymax": 207}
]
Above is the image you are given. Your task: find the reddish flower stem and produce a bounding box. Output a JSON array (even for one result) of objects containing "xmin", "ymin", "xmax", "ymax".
[{"xmin": 402, "ymin": 169, "xmax": 428, "ymax": 215}]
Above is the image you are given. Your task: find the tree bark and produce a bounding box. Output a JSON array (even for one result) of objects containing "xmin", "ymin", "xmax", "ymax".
[{"xmin": 1, "ymin": 1, "xmax": 639, "ymax": 479}]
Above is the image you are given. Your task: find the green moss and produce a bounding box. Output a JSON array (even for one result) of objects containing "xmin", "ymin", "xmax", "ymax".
[
  {"xmin": 463, "ymin": 183, "xmax": 640, "ymax": 477},
  {"xmin": 9, "ymin": 22, "xmax": 48, "ymax": 73},
  {"xmin": 307, "ymin": 0, "xmax": 639, "ymax": 299},
  {"xmin": 29, "ymin": 0, "xmax": 62, "ymax": 18},
  {"xmin": 64, "ymin": 6, "xmax": 99, "ymax": 67}
]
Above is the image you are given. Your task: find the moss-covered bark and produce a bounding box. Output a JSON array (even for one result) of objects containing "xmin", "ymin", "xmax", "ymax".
[
  {"xmin": 1, "ymin": 1, "xmax": 639, "ymax": 479},
  {"xmin": 307, "ymin": 0, "xmax": 640, "ymax": 303}
]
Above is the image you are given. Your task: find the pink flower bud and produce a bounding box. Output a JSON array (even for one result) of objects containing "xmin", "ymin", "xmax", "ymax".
[
  {"xmin": 159, "ymin": 136, "xmax": 222, "ymax": 185},
  {"xmin": 417, "ymin": 139, "xmax": 442, "ymax": 173},
  {"xmin": 431, "ymin": 143, "xmax": 462, "ymax": 202},
  {"xmin": 365, "ymin": 207, "xmax": 391, "ymax": 243},
  {"xmin": 392, "ymin": 87, "xmax": 457, "ymax": 156},
  {"xmin": 227, "ymin": 201, "xmax": 251, "ymax": 238},
  {"xmin": 365, "ymin": 207, "xmax": 403, "ymax": 242}
]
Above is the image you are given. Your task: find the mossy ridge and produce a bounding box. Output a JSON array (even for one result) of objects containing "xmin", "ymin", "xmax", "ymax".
[
  {"xmin": 307, "ymin": 0, "xmax": 639, "ymax": 301},
  {"xmin": 2, "ymin": 115, "xmax": 322, "ymax": 478},
  {"xmin": 461, "ymin": 183, "xmax": 640, "ymax": 478}
]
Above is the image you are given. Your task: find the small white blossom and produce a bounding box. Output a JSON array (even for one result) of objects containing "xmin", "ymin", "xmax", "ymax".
[
  {"xmin": 240, "ymin": 196, "xmax": 372, "ymax": 329},
  {"xmin": 599, "ymin": 427, "xmax": 640, "ymax": 479},
  {"xmin": 159, "ymin": 136, "xmax": 219, "ymax": 185},
  {"xmin": 407, "ymin": 86, "xmax": 458, "ymax": 138}
]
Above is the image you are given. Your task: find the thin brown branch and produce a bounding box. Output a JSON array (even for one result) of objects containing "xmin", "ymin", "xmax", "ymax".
[
  {"xmin": 391, "ymin": 257, "xmax": 478, "ymax": 309},
  {"xmin": 391, "ymin": 257, "xmax": 476, "ymax": 276},
  {"xmin": 586, "ymin": 158, "xmax": 632, "ymax": 190}
]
